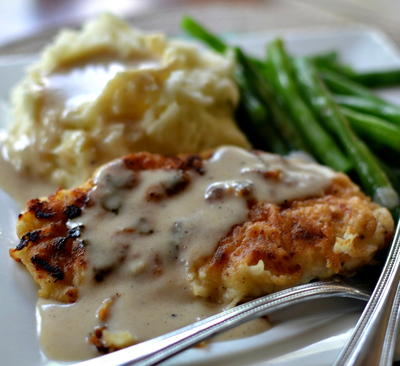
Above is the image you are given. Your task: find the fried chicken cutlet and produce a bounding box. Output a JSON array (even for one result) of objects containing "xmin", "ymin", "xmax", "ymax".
[{"xmin": 10, "ymin": 147, "xmax": 394, "ymax": 307}]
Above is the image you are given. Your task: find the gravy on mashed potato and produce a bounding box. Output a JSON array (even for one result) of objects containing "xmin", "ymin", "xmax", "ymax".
[{"xmin": 3, "ymin": 13, "xmax": 249, "ymax": 188}]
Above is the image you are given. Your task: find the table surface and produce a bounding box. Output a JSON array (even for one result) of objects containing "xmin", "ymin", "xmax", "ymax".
[{"xmin": 1, "ymin": 0, "xmax": 400, "ymax": 54}]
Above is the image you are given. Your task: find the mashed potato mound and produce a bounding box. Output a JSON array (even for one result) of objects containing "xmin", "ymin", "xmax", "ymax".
[{"xmin": 5, "ymin": 14, "xmax": 248, "ymax": 187}]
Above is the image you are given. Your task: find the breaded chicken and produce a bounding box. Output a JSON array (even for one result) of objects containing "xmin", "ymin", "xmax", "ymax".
[
  {"xmin": 10, "ymin": 152, "xmax": 206, "ymax": 302},
  {"xmin": 10, "ymin": 150, "xmax": 394, "ymax": 305},
  {"xmin": 191, "ymin": 176, "xmax": 393, "ymax": 303}
]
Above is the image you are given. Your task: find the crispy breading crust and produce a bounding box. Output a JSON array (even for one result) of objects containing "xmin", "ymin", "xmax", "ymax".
[
  {"xmin": 9, "ymin": 152, "xmax": 207, "ymax": 302},
  {"xmin": 10, "ymin": 151, "xmax": 394, "ymax": 304},
  {"xmin": 10, "ymin": 186, "xmax": 91, "ymax": 302},
  {"xmin": 191, "ymin": 175, "xmax": 394, "ymax": 304}
]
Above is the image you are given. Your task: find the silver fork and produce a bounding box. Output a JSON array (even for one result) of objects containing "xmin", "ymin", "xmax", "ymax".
[
  {"xmin": 334, "ymin": 220, "xmax": 400, "ymax": 366},
  {"xmin": 73, "ymin": 279, "xmax": 369, "ymax": 366}
]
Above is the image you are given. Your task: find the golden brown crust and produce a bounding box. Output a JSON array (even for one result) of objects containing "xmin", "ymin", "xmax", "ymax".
[
  {"xmin": 10, "ymin": 152, "xmax": 394, "ymax": 304},
  {"xmin": 9, "ymin": 152, "xmax": 206, "ymax": 302},
  {"xmin": 10, "ymin": 185, "xmax": 91, "ymax": 302},
  {"xmin": 190, "ymin": 175, "xmax": 394, "ymax": 303}
]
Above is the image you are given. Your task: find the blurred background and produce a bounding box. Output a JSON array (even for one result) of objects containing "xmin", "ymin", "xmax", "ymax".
[{"xmin": 1, "ymin": 0, "xmax": 400, "ymax": 54}]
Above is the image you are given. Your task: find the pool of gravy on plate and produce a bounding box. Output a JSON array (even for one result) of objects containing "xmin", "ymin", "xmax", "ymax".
[
  {"xmin": 0, "ymin": 145, "xmax": 56, "ymax": 205},
  {"xmin": 35, "ymin": 146, "xmax": 334, "ymax": 360}
]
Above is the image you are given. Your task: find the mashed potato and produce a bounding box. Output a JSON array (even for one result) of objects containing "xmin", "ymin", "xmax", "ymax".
[{"xmin": 4, "ymin": 14, "xmax": 249, "ymax": 187}]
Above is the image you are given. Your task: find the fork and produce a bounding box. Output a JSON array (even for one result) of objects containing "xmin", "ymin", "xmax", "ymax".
[
  {"xmin": 74, "ymin": 279, "xmax": 369, "ymax": 366},
  {"xmin": 334, "ymin": 220, "xmax": 400, "ymax": 366}
]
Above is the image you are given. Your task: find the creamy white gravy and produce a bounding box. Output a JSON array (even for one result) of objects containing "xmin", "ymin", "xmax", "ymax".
[
  {"xmin": 0, "ymin": 143, "xmax": 56, "ymax": 206},
  {"xmin": 36, "ymin": 146, "xmax": 335, "ymax": 361}
]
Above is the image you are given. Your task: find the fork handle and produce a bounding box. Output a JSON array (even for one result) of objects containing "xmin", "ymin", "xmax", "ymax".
[{"xmin": 334, "ymin": 221, "xmax": 400, "ymax": 366}]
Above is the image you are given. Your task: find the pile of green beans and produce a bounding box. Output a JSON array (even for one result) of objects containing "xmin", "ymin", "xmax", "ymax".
[{"xmin": 181, "ymin": 16, "xmax": 400, "ymax": 211}]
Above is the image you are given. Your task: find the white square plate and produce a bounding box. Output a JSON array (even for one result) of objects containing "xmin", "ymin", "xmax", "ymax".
[{"xmin": 1, "ymin": 26, "xmax": 400, "ymax": 366}]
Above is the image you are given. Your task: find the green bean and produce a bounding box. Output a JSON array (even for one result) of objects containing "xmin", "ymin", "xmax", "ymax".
[
  {"xmin": 234, "ymin": 48, "xmax": 309, "ymax": 152},
  {"xmin": 322, "ymin": 69, "xmax": 400, "ymax": 124},
  {"xmin": 236, "ymin": 81, "xmax": 288, "ymax": 155},
  {"xmin": 294, "ymin": 56, "xmax": 398, "ymax": 208},
  {"xmin": 335, "ymin": 95, "xmax": 400, "ymax": 125},
  {"xmin": 309, "ymin": 51, "xmax": 339, "ymax": 65},
  {"xmin": 181, "ymin": 16, "xmax": 265, "ymax": 69},
  {"xmin": 312, "ymin": 52, "xmax": 355, "ymax": 76},
  {"xmin": 350, "ymin": 69, "xmax": 400, "ymax": 88},
  {"xmin": 314, "ymin": 51, "xmax": 400, "ymax": 88},
  {"xmin": 321, "ymin": 69, "xmax": 384, "ymax": 102},
  {"xmin": 341, "ymin": 107, "xmax": 400, "ymax": 153},
  {"xmin": 181, "ymin": 16, "xmax": 227, "ymax": 53},
  {"xmin": 181, "ymin": 16, "xmax": 337, "ymax": 73},
  {"xmin": 266, "ymin": 39, "xmax": 352, "ymax": 172}
]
